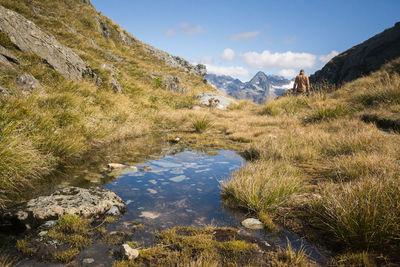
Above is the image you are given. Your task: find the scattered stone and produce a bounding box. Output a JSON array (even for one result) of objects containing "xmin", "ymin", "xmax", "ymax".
[
  {"xmin": 122, "ymin": 244, "xmax": 139, "ymax": 260},
  {"xmin": 140, "ymin": 165, "xmax": 152, "ymax": 172},
  {"xmin": 0, "ymin": 5, "xmax": 92, "ymax": 81},
  {"xmin": 2, "ymin": 187, "xmax": 126, "ymax": 229},
  {"xmin": 38, "ymin": 231, "xmax": 48, "ymax": 237},
  {"xmin": 146, "ymin": 189, "xmax": 157, "ymax": 194},
  {"xmin": 110, "ymin": 77, "xmax": 123, "ymax": 93},
  {"xmin": 16, "ymin": 73, "xmax": 44, "ymax": 96},
  {"xmin": 241, "ymin": 218, "xmax": 264, "ymax": 230},
  {"xmin": 139, "ymin": 211, "xmax": 160, "ymax": 219},
  {"xmin": 108, "ymin": 52, "xmax": 123, "ymax": 63},
  {"xmin": 82, "ymin": 258, "xmax": 95, "ymax": 264},
  {"xmin": 107, "ymin": 163, "xmax": 126, "ymax": 169},
  {"xmin": 43, "ymin": 220, "xmax": 57, "ymax": 228},
  {"xmin": 192, "ymin": 106, "xmax": 201, "ymax": 110},
  {"xmin": 106, "ymin": 206, "xmax": 121, "ymax": 216},
  {"xmin": 169, "ymin": 175, "xmax": 187, "ymax": 183},
  {"xmin": 198, "ymin": 93, "xmax": 237, "ymax": 110}
]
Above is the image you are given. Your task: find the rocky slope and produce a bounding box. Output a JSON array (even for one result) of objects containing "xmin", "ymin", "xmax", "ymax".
[
  {"xmin": 310, "ymin": 22, "xmax": 400, "ymax": 86},
  {"xmin": 0, "ymin": 0, "xmax": 216, "ymax": 207},
  {"xmin": 205, "ymin": 71, "xmax": 293, "ymax": 104}
]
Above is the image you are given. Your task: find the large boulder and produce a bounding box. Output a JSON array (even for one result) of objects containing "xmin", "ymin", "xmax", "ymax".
[
  {"xmin": 0, "ymin": 5, "xmax": 91, "ymax": 81},
  {"xmin": 198, "ymin": 93, "xmax": 238, "ymax": 110},
  {"xmin": 1, "ymin": 187, "xmax": 126, "ymax": 230}
]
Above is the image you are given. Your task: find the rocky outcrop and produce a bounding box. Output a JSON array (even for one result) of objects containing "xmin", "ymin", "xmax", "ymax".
[
  {"xmin": 1, "ymin": 187, "xmax": 126, "ymax": 230},
  {"xmin": 101, "ymin": 63, "xmax": 123, "ymax": 93},
  {"xmin": 163, "ymin": 75, "xmax": 186, "ymax": 93},
  {"xmin": 96, "ymin": 16, "xmax": 110, "ymax": 39},
  {"xmin": 198, "ymin": 93, "xmax": 238, "ymax": 110},
  {"xmin": 310, "ymin": 22, "xmax": 400, "ymax": 86},
  {"xmin": 16, "ymin": 73, "xmax": 44, "ymax": 96},
  {"xmin": 145, "ymin": 45, "xmax": 206, "ymax": 77},
  {"xmin": 0, "ymin": 45, "xmax": 19, "ymax": 65},
  {"xmin": 0, "ymin": 5, "xmax": 92, "ymax": 81}
]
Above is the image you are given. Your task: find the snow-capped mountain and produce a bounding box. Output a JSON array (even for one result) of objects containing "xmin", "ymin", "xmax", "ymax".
[{"xmin": 205, "ymin": 71, "xmax": 293, "ymax": 104}]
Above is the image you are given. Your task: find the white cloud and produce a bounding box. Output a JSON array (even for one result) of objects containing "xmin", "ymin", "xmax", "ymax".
[
  {"xmin": 276, "ymin": 69, "xmax": 298, "ymax": 78},
  {"xmin": 206, "ymin": 64, "xmax": 252, "ymax": 79},
  {"xmin": 319, "ymin": 50, "xmax": 339, "ymax": 64},
  {"xmin": 220, "ymin": 48, "xmax": 236, "ymax": 61},
  {"xmin": 242, "ymin": 50, "xmax": 317, "ymax": 69},
  {"xmin": 229, "ymin": 31, "xmax": 260, "ymax": 41},
  {"xmin": 165, "ymin": 22, "xmax": 206, "ymax": 37},
  {"xmin": 200, "ymin": 56, "xmax": 214, "ymax": 64}
]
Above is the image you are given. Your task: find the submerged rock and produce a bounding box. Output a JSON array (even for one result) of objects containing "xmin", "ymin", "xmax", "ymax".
[
  {"xmin": 107, "ymin": 163, "xmax": 126, "ymax": 169},
  {"xmin": 139, "ymin": 211, "xmax": 160, "ymax": 219},
  {"xmin": 241, "ymin": 218, "xmax": 264, "ymax": 230},
  {"xmin": 140, "ymin": 165, "xmax": 152, "ymax": 172},
  {"xmin": 2, "ymin": 187, "xmax": 126, "ymax": 230}
]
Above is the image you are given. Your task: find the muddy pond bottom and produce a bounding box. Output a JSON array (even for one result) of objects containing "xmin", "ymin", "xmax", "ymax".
[{"xmin": 105, "ymin": 150, "xmax": 244, "ymax": 236}]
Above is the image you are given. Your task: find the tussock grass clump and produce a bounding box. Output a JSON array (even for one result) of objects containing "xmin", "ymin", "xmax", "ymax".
[
  {"xmin": 191, "ymin": 115, "xmax": 213, "ymax": 133},
  {"xmin": 350, "ymin": 72, "xmax": 400, "ymax": 107},
  {"xmin": 311, "ymin": 176, "xmax": 400, "ymax": 250},
  {"xmin": 304, "ymin": 103, "xmax": 349, "ymax": 123},
  {"xmin": 222, "ymin": 161, "xmax": 303, "ymax": 213},
  {"xmin": 269, "ymin": 240, "xmax": 314, "ymax": 267},
  {"xmin": 330, "ymin": 251, "xmax": 377, "ymax": 267},
  {"xmin": 261, "ymin": 95, "xmax": 308, "ymax": 116}
]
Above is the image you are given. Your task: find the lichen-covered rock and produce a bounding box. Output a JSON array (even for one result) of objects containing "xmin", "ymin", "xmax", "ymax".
[
  {"xmin": 0, "ymin": 5, "xmax": 91, "ymax": 81},
  {"xmin": 163, "ymin": 75, "xmax": 186, "ymax": 93},
  {"xmin": 110, "ymin": 77, "xmax": 123, "ymax": 93},
  {"xmin": 198, "ymin": 93, "xmax": 237, "ymax": 110},
  {"xmin": 2, "ymin": 187, "xmax": 126, "ymax": 229},
  {"xmin": 16, "ymin": 73, "xmax": 44, "ymax": 96}
]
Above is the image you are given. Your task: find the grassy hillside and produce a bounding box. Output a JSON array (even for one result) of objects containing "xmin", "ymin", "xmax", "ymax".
[{"xmin": 0, "ymin": 0, "xmax": 215, "ymax": 206}]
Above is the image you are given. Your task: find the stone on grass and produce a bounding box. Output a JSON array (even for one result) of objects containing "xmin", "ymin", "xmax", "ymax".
[
  {"xmin": 241, "ymin": 218, "xmax": 264, "ymax": 230},
  {"xmin": 122, "ymin": 244, "xmax": 139, "ymax": 260}
]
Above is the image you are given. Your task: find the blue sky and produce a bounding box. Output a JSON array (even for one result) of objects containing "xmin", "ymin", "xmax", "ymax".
[{"xmin": 92, "ymin": 0, "xmax": 400, "ymax": 80}]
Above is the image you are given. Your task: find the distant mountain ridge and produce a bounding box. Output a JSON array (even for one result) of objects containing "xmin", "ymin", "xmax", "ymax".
[
  {"xmin": 205, "ymin": 71, "xmax": 293, "ymax": 104},
  {"xmin": 310, "ymin": 22, "xmax": 400, "ymax": 85}
]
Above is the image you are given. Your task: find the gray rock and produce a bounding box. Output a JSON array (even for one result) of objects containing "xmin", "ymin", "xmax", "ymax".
[
  {"xmin": 122, "ymin": 244, "xmax": 139, "ymax": 260},
  {"xmin": 198, "ymin": 93, "xmax": 237, "ymax": 110},
  {"xmin": 107, "ymin": 163, "xmax": 126, "ymax": 169},
  {"xmin": 2, "ymin": 187, "xmax": 126, "ymax": 229},
  {"xmin": 241, "ymin": 218, "xmax": 264, "ymax": 230},
  {"xmin": 82, "ymin": 258, "xmax": 95, "ymax": 264},
  {"xmin": 108, "ymin": 52, "xmax": 123, "ymax": 63},
  {"xmin": 43, "ymin": 220, "xmax": 57, "ymax": 228},
  {"xmin": 16, "ymin": 73, "xmax": 44, "ymax": 96},
  {"xmin": 0, "ymin": 5, "xmax": 91, "ymax": 81},
  {"xmin": 96, "ymin": 16, "xmax": 110, "ymax": 39},
  {"xmin": 110, "ymin": 77, "xmax": 123, "ymax": 93},
  {"xmin": 106, "ymin": 206, "xmax": 121, "ymax": 216},
  {"xmin": 0, "ymin": 45, "xmax": 19, "ymax": 65},
  {"xmin": 38, "ymin": 231, "xmax": 48, "ymax": 237},
  {"xmin": 163, "ymin": 75, "xmax": 186, "ymax": 93}
]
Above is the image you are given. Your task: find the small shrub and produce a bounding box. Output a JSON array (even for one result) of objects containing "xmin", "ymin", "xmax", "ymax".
[
  {"xmin": 191, "ymin": 115, "xmax": 212, "ymax": 133},
  {"xmin": 153, "ymin": 77, "xmax": 163, "ymax": 88}
]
